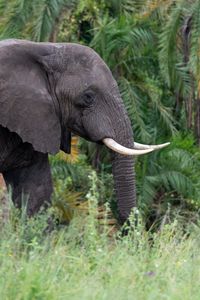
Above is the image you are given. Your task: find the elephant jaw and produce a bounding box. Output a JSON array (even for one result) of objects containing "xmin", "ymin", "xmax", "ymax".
[{"xmin": 103, "ymin": 138, "xmax": 170, "ymax": 156}]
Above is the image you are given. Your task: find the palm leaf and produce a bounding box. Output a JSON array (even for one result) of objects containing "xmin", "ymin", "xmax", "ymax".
[
  {"xmin": 32, "ymin": 0, "xmax": 65, "ymax": 41},
  {"xmin": 1, "ymin": 0, "xmax": 34, "ymax": 38},
  {"xmin": 189, "ymin": 0, "xmax": 200, "ymax": 82},
  {"xmin": 159, "ymin": 1, "xmax": 184, "ymax": 87}
]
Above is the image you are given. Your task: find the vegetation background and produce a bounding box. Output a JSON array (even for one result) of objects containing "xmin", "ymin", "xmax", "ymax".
[{"xmin": 1, "ymin": 1, "xmax": 200, "ymax": 299}]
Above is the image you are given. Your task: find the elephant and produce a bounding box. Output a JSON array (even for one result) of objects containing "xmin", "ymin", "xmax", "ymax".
[{"xmin": 0, "ymin": 39, "xmax": 169, "ymax": 224}]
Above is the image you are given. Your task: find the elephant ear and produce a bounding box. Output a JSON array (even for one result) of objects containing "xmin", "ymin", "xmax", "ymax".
[{"xmin": 0, "ymin": 45, "xmax": 61, "ymax": 154}]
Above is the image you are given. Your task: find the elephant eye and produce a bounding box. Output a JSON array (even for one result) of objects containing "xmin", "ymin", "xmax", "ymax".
[
  {"xmin": 83, "ymin": 91, "xmax": 94, "ymax": 106},
  {"xmin": 75, "ymin": 90, "xmax": 95, "ymax": 108}
]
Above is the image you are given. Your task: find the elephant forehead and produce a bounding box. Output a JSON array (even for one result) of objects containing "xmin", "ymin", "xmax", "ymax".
[
  {"xmin": 93, "ymin": 62, "xmax": 115, "ymax": 83},
  {"xmin": 75, "ymin": 62, "xmax": 116, "ymax": 89}
]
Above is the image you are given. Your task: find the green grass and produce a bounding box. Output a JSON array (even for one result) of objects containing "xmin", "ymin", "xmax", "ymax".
[{"xmin": 1, "ymin": 204, "xmax": 200, "ymax": 300}]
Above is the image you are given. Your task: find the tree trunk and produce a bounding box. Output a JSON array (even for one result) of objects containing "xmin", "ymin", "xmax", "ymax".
[
  {"xmin": 186, "ymin": 82, "xmax": 194, "ymax": 130},
  {"xmin": 195, "ymin": 89, "xmax": 200, "ymax": 146},
  {"xmin": 182, "ymin": 16, "xmax": 194, "ymax": 131}
]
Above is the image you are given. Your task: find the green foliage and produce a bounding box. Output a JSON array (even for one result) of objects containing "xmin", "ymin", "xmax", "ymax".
[
  {"xmin": 159, "ymin": 1, "xmax": 184, "ymax": 88},
  {"xmin": 0, "ymin": 0, "xmax": 74, "ymax": 41},
  {"xmin": 137, "ymin": 134, "xmax": 200, "ymax": 228},
  {"xmin": 50, "ymin": 153, "xmax": 114, "ymax": 222},
  {"xmin": 1, "ymin": 206, "xmax": 200, "ymax": 299}
]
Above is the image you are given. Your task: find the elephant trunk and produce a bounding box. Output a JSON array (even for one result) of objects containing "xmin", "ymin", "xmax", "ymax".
[
  {"xmin": 109, "ymin": 104, "xmax": 137, "ymax": 224},
  {"xmin": 112, "ymin": 151, "xmax": 136, "ymax": 224}
]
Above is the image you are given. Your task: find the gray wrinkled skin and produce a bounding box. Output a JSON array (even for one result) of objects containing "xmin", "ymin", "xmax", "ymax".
[{"xmin": 0, "ymin": 39, "xmax": 136, "ymax": 224}]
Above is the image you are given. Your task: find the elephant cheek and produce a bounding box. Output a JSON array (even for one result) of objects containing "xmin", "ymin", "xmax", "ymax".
[{"xmin": 82, "ymin": 112, "xmax": 115, "ymax": 142}]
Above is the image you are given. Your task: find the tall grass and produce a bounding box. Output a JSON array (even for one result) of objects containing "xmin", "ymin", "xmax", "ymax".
[{"xmin": 1, "ymin": 185, "xmax": 200, "ymax": 300}]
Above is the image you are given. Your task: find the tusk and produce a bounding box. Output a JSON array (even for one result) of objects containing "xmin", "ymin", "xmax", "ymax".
[
  {"xmin": 103, "ymin": 138, "xmax": 154, "ymax": 156},
  {"xmin": 134, "ymin": 142, "xmax": 170, "ymax": 150}
]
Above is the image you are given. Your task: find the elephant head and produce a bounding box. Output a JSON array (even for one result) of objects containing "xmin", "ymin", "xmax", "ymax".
[{"xmin": 0, "ymin": 40, "xmax": 169, "ymax": 224}]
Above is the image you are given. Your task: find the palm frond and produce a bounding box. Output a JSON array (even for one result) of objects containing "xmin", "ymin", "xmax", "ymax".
[
  {"xmin": 142, "ymin": 78, "xmax": 177, "ymax": 135},
  {"xmin": 159, "ymin": 1, "xmax": 184, "ymax": 87},
  {"xmin": 189, "ymin": 0, "xmax": 200, "ymax": 82},
  {"xmin": 163, "ymin": 148, "xmax": 199, "ymax": 171},
  {"xmin": 160, "ymin": 170, "xmax": 194, "ymax": 196},
  {"xmin": 137, "ymin": 0, "xmax": 174, "ymax": 20},
  {"xmin": 32, "ymin": 0, "xmax": 65, "ymax": 41},
  {"xmin": 119, "ymin": 77, "xmax": 152, "ymax": 141},
  {"xmin": 1, "ymin": 0, "xmax": 34, "ymax": 38},
  {"xmin": 91, "ymin": 15, "xmax": 153, "ymax": 69}
]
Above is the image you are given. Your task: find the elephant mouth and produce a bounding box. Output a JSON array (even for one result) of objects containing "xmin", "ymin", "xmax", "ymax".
[
  {"xmin": 102, "ymin": 138, "xmax": 170, "ymax": 156},
  {"xmin": 70, "ymin": 126, "xmax": 170, "ymax": 156}
]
